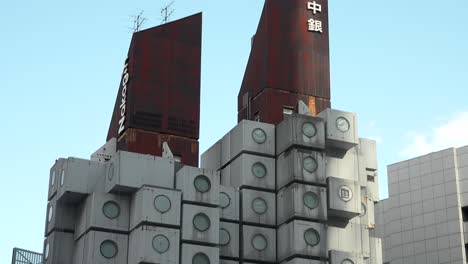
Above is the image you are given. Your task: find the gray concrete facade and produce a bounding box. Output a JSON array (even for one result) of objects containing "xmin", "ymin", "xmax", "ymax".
[{"xmin": 376, "ymin": 146, "xmax": 468, "ymax": 264}]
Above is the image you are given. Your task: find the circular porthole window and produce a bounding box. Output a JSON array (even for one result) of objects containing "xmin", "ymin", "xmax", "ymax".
[
  {"xmin": 48, "ymin": 205, "xmax": 53, "ymax": 223},
  {"xmin": 251, "ymin": 234, "xmax": 268, "ymax": 251},
  {"xmin": 194, "ymin": 175, "xmax": 211, "ymax": 193},
  {"xmin": 219, "ymin": 228, "xmax": 231, "ymax": 246},
  {"xmin": 154, "ymin": 195, "xmax": 171, "ymax": 213},
  {"xmin": 302, "ymin": 122, "xmax": 317, "ymax": 138},
  {"xmin": 102, "ymin": 201, "xmax": 120, "ymax": 219},
  {"xmin": 60, "ymin": 170, "xmax": 65, "ymax": 186},
  {"xmin": 303, "ymin": 157, "xmax": 318, "ymax": 173},
  {"xmin": 193, "ymin": 213, "xmax": 211, "ymax": 232},
  {"xmin": 252, "ymin": 128, "xmax": 267, "ymax": 144},
  {"xmin": 303, "ymin": 191, "xmax": 320, "ymax": 209},
  {"xmin": 361, "ymin": 203, "xmax": 367, "ymax": 217},
  {"xmin": 251, "ymin": 198, "xmax": 268, "ymax": 215},
  {"xmin": 251, "ymin": 162, "xmax": 267, "ymax": 179},
  {"xmin": 100, "ymin": 240, "xmax": 118, "ymax": 259},
  {"xmin": 338, "ymin": 186, "xmax": 353, "ymax": 202},
  {"xmin": 152, "ymin": 235, "xmax": 170, "ymax": 254},
  {"xmin": 336, "ymin": 117, "xmax": 350, "ymax": 133},
  {"xmin": 304, "ymin": 228, "xmax": 320, "ymax": 247},
  {"xmin": 341, "ymin": 259, "xmax": 355, "ymax": 264},
  {"xmin": 51, "ymin": 171, "xmax": 56, "ymax": 187},
  {"xmin": 107, "ymin": 163, "xmax": 115, "ymax": 181},
  {"xmin": 192, "ymin": 252, "xmax": 210, "ymax": 264},
  {"xmin": 44, "ymin": 243, "xmax": 50, "ymax": 260},
  {"xmin": 219, "ymin": 192, "xmax": 231, "ymax": 209}
]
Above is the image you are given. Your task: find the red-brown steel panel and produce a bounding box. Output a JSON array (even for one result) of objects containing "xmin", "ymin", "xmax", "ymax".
[
  {"xmin": 107, "ymin": 13, "xmax": 202, "ymax": 141},
  {"xmin": 238, "ymin": 0, "xmax": 330, "ymax": 124},
  {"xmin": 238, "ymin": 88, "xmax": 331, "ymax": 125},
  {"xmin": 117, "ymin": 128, "xmax": 199, "ymax": 167}
]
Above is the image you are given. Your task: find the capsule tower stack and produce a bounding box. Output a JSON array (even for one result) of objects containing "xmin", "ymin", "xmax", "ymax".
[{"xmin": 43, "ymin": 1, "xmax": 382, "ymax": 263}]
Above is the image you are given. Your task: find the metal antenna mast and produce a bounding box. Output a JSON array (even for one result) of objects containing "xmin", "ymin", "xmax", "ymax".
[
  {"xmin": 161, "ymin": 1, "xmax": 175, "ymax": 24},
  {"xmin": 131, "ymin": 10, "xmax": 146, "ymax": 32}
]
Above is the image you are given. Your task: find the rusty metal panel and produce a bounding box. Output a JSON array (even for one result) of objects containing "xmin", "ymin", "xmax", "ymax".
[
  {"xmin": 238, "ymin": 0, "xmax": 330, "ymax": 124},
  {"xmin": 117, "ymin": 128, "xmax": 198, "ymax": 167},
  {"xmin": 239, "ymin": 88, "xmax": 330, "ymax": 125},
  {"xmin": 107, "ymin": 13, "xmax": 202, "ymax": 141}
]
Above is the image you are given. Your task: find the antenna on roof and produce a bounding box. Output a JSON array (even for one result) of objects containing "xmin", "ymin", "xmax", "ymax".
[
  {"xmin": 161, "ymin": 1, "xmax": 175, "ymax": 24},
  {"xmin": 130, "ymin": 10, "xmax": 146, "ymax": 32}
]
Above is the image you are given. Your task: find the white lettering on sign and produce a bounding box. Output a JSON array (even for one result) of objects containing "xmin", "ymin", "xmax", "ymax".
[
  {"xmin": 308, "ymin": 19, "xmax": 323, "ymax": 33},
  {"xmin": 307, "ymin": 1, "xmax": 322, "ymax": 14},
  {"xmin": 118, "ymin": 59, "xmax": 130, "ymax": 135},
  {"xmin": 307, "ymin": 1, "xmax": 323, "ymax": 34}
]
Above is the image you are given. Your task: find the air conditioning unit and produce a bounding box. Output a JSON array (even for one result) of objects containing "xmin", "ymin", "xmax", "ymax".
[
  {"xmin": 73, "ymin": 231, "xmax": 128, "ymax": 264},
  {"xmin": 181, "ymin": 243, "xmax": 219, "ymax": 264},
  {"xmin": 105, "ymin": 151, "xmax": 175, "ymax": 194},
  {"xmin": 57, "ymin": 157, "xmax": 106, "ymax": 203},
  {"xmin": 221, "ymin": 120, "xmax": 275, "ymax": 166},
  {"xmin": 128, "ymin": 225, "xmax": 180, "ymax": 264},
  {"xmin": 277, "ymin": 148, "xmax": 326, "ymax": 190},
  {"xmin": 44, "ymin": 196, "xmax": 75, "ymax": 236},
  {"xmin": 277, "ymin": 220, "xmax": 327, "ymax": 262},
  {"xmin": 277, "ymin": 183, "xmax": 327, "ymax": 226},
  {"xmin": 221, "ymin": 153, "xmax": 275, "ymax": 191},
  {"xmin": 130, "ymin": 186, "xmax": 182, "ymax": 230},
  {"xmin": 43, "ymin": 231, "xmax": 74, "ymax": 264},
  {"xmin": 74, "ymin": 192, "xmax": 130, "ymax": 240},
  {"xmin": 242, "ymin": 225, "xmax": 276, "ymax": 263},
  {"xmin": 176, "ymin": 165, "xmax": 220, "ymax": 206},
  {"xmin": 219, "ymin": 186, "xmax": 240, "ymax": 222},
  {"xmin": 219, "ymin": 221, "xmax": 240, "ymax": 259},
  {"xmin": 240, "ymin": 189, "xmax": 276, "ymax": 227},
  {"xmin": 181, "ymin": 204, "xmax": 219, "ymax": 245},
  {"xmin": 276, "ymin": 113, "xmax": 326, "ymax": 155},
  {"xmin": 327, "ymin": 177, "xmax": 361, "ymax": 220},
  {"xmin": 317, "ymin": 109, "xmax": 359, "ymax": 151}
]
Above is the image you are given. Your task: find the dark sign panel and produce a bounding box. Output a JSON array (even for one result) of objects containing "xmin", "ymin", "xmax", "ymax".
[{"xmin": 238, "ymin": 0, "xmax": 330, "ymax": 124}]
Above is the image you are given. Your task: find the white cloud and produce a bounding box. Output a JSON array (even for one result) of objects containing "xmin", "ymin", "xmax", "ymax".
[{"xmin": 400, "ymin": 112, "xmax": 468, "ymax": 158}]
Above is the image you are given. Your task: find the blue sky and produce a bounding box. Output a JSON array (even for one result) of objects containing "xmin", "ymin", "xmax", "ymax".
[{"xmin": 1, "ymin": 0, "xmax": 467, "ymax": 261}]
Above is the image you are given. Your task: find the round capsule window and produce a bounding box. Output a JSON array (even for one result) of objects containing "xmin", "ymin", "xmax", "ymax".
[
  {"xmin": 154, "ymin": 195, "xmax": 172, "ymax": 213},
  {"xmin": 341, "ymin": 259, "xmax": 355, "ymax": 264},
  {"xmin": 338, "ymin": 186, "xmax": 353, "ymax": 202},
  {"xmin": 251, "ymin": 198, "xmax": 268, "ymax": 215},
  {"xmin": 51, "ymin": 171, "xmax": 56, "ymax": 187},
  {"xmin": 48, "ymin": 205, "xmax": 53, "ymax": 223},
  {"xmin": 251, "ymin": 128, "xmax": 267, "ymax": 144},
  {"xmin": 152, "ymin": 235, "xmax": 170, "ymax": 254},
  {"xmin": 192, "ymin": 252, "xmax": 210, "ymax": 264},
  {"xmin": 336, "ymin": 117, "xmax": 350, "ymax": 133},
  {"xmin": 60, "ymin": 170, "xmax": 65, "ymax": 186},
  {"xmin": 251, "ymin": 162, "xmax": 267, "ymax": 179},
  {"xmin": 304, "ymin": 228, "xmax": 320, "ymax": 247},
  {"xmin": 102, "ymin": 201, "xmax": 120, "ymax": 219},
  {"xmin": 219, "ymin": 192, "xmax": 231, "ymax": 209},
  {"xmin": 100, "ymin": 240, "xmax": 118, "ymax": 259},
  {"xmin": 302, "ymin": 122, "xmax": 317, "ymax": 138},
  {"xmin": 44, "ymin": 243, "xmax": 50, "ymax": 260},
  {"xmin": 303, "ymin": 191, "xmax": 320, "ymax": 209},
  {"xmin": 219, "ymin": 228, "xmax": 231, "ymax": 246},
  {"xmin": 251, "ymin": 234, "xmax": 268, "ymax": 251},
  {"xmin": 193, "ymin": 213, "xmax": 211, "ymax": 232},
  {"xmin": 107, "ymin": 163, "xmax": 114, "ymax": 181},
  {"xmin": 361, "ymin": 203, "xmax": 367, "ymax": 217},
  {"xmin": 194, "ymin": 175, "xmax": 211, "ymax": 193},
  {"xmin": 303, "ymin": 157, "xmax": 318, "ymax": 173}
]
